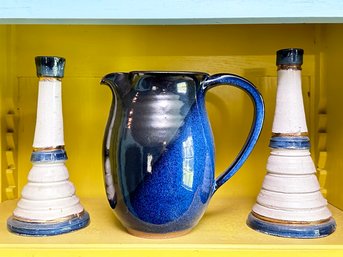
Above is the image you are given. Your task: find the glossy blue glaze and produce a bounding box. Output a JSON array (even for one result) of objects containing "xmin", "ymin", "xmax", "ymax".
[
  {"xmin": 101, "ymin": 71, "xmax": 264, "ymax": 235},
  {"xmin": 202, "ymin": 74, "xmax": 265, "ymax": 190},
  {"xmin": 269, "ymin": 136, "xmax": 310, "ymax": 149},
  {"xmin": 247, "ymin": 213, "xmax": 336, "ymax": 238},
  {"xmin": 30, "ymin": 149, "xmax": 68, "ymax": 162},
  {"xmin": 7, "ymin": 211, "xmax": 90, "ymax": 236}
]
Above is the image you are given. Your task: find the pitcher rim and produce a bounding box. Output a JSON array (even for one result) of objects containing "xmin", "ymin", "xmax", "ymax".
[{"xmin": 129, "ymin": 71, "xmax": 209, "ymax": 76}]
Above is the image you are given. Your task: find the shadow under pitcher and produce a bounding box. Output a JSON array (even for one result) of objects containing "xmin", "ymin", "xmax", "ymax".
[{"xmin": 100, "ymin": 71, "xmax": 264, "ymax": 238}]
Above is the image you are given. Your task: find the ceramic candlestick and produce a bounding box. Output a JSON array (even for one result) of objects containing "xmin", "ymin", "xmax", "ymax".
[
  {"xmin": 7, "ymin": 56, "xmax": 90, "ymax": 236},
  {"xmin": 247, "ymin": 48, "xmax": 336, "ymax": 238}
]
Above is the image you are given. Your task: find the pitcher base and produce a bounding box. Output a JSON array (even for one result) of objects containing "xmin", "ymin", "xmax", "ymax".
[{"xmin": 127, "ymin": 227, "xmax": 192, "ymax": 239}]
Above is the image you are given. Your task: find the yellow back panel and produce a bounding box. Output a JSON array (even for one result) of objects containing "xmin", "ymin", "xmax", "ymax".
[{"xmin": 2, "ymin": 24, "xmax": 317, "ymax": 199}]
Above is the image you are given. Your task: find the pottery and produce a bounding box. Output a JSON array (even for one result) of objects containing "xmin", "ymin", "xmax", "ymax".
[
  {"xmin": 101, "ymin": 71, "xmax": 264, "ymax": 237},
  {"xmin": 7, "ymin": 56, "xmax": 90, "ymax": 236},
  {"xmin": 247, "ymin": 48, "xmax": 336, "ymax": 238}
]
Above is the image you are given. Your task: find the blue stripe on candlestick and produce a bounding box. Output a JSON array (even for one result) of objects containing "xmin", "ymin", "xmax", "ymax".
[
  {"xmin": 31, "ymin": 149, "xmax": 68, "ymax": 162},
  {"xmin": 269, "ymin": 136, "xmax": 310, "ymax": 149}
]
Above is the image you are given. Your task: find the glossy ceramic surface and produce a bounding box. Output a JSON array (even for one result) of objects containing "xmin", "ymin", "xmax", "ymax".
[{"xmin": 101, "ymin": 71, "xmax": 264, "ymax": 236}]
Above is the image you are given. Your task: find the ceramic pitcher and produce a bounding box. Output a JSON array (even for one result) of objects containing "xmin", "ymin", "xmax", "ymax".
[{"xmin": 101, "ymin": 71, "xmax": 264, "ymax": 238}]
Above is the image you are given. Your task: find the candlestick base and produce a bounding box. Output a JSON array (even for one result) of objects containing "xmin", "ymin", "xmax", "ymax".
[
  {"xmin": 247, "ymin": 212, "xmax": 336, "ymax": 238},
  {"xmin": 7, "ymin": 211, "xmax": 90, "ymax": 236}
]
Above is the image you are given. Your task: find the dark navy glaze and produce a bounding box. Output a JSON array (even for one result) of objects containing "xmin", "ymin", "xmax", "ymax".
[
  {"xmin": 101, "ymin": 71, "xmax": 264, "ymax": 234},
  {"xmin": 35, "ymin": 56, "xmax": 65, "ymax": 78},
  {"xmin": 276, "ymin": 48, "xmax": 304, "ymax": 66}
]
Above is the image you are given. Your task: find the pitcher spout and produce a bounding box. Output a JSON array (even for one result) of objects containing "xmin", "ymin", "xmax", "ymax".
[{"xmin": 101, "ymin": 72, "xmax": 131, "ymax": 97}]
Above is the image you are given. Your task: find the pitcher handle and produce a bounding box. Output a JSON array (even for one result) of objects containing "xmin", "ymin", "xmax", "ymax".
[{"xmin": 202, "ymin": 74, "xmax": 265, "ymax": 193}]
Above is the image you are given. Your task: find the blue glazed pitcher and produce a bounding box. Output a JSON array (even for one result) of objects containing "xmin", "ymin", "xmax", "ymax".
[{"xmin": 101, "ymin": 71, "xmax": 264, "ymax": 238}]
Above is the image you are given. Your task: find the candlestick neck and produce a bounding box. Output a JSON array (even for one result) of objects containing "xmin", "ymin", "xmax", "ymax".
[{"xmin": 32, "ymin": 79, "xmax": 64, "ymax": 148}]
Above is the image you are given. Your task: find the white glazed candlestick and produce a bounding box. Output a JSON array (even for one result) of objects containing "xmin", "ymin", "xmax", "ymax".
[
  {"xmin": 247, "ymin": 48, "xmax": 336, "ymax": 238},
  {"xmin": 33, "ymin": 79, "xmax": 64, "ymax": 148},
  {"xmin": 7, "ymin": 56, "xmax": 90, "ymax": 236},
  {"xmin": 272, "ymin": 68, "xmax": 307, "ymax": 133}
]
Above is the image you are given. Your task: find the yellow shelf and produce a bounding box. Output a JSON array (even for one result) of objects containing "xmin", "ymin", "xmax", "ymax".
[
  {"xmin": 2, "ymin": 24, "xmax": 343, "ymax": 257},
  {"xmin": 1, "ymin": 196, "xmax": 342, "ymax": 257}
]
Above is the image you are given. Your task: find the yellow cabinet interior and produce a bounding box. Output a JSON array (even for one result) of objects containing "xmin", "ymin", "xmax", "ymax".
[{"xmin": 1, "ymin": 24, "xmax": 343, "ymax": 256}]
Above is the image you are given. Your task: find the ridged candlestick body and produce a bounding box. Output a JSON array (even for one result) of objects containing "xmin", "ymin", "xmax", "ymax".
[
  {"xmin": 247, "ymin": 48, "xmax": 336, "ymax": 238},
  {"xmin": 7, "ymin": 56, "xmax": 90, "ymax": 236}
]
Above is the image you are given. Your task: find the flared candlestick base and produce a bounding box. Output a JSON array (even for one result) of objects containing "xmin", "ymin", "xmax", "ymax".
[
  {"xmin": 247, "ymin": 147, "xmax": 336, "ymax": 238},
  {"xmin": 7, "ymin": 211, "xmax": 90, "ymax": 237},
  {"xmin": 7, "ymin": 150, "xmax": 90, "ymax": 236},
  {"xmin": 247, "ymin": 212, "xmax": 336, "ymax": 239}
]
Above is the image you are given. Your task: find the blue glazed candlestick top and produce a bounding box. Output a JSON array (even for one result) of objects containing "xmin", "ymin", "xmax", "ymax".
[
  {"xmin": 35, "ymin": 56, "xmax": 65, "ymax": 78},
  {"xmin": 276, "ymin": 48, "xmax": 304, "ymax": 65}
]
